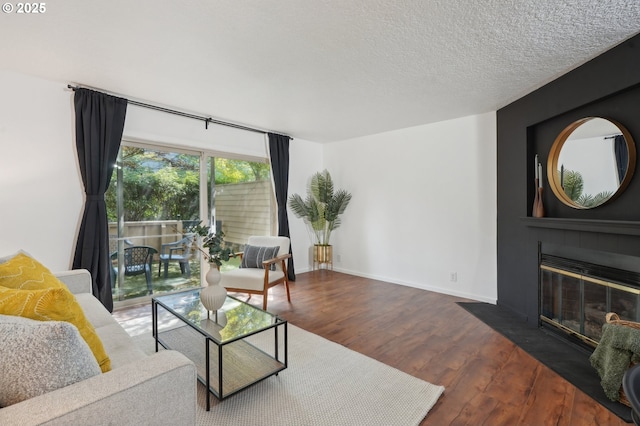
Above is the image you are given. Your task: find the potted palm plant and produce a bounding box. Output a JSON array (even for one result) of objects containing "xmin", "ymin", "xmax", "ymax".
[{"xmin": 288, "ymin": 170, "xmax": 352, "ymax": 268}]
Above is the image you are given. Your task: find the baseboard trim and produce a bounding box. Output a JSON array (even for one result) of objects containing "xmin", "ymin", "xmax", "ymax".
[{"xmin": 327, "ymin": 267, "xmax": 497, "ymax": 304}]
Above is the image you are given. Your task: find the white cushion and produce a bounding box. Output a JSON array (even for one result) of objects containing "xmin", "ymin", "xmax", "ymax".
[
  {"xmin": 75, "ymin": 293, "xmax": 119, "ymax": 329},
  {"xmin": 75, "ymin": 293, "xmax": 146, "ymax": 369},
  {"xmin": 95, "ymin": 323, "xmax": 147, "ymax": 368},
  {"xmin": 0, "ymin": 314, "xmax": 101, "ymax": 407},
  {"xmin": 221, "ymin": 268, "xmax": 285, "ymax": 291}
]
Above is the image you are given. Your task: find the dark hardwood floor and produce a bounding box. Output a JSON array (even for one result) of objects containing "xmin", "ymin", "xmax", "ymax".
[
  {"xmin": 115, "ymin": 270, "xmax": 627, "ymax": 425},
  {"xmin": 256, "ymin": 270, "xmax": 626, "ymax": 426}
]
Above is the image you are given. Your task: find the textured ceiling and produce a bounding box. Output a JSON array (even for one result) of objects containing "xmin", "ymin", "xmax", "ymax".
[{"xmin": 2, "ymin": 0, "xmax": 639, "ymax": 142}]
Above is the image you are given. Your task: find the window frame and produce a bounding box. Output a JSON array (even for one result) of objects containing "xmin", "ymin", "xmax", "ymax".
[{"xmin": 110, "ymin": 138, "xmax": 276, "ymax": 308}]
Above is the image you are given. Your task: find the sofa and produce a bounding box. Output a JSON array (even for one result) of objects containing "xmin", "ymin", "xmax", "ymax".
[{"xmin": 0, "ymin": 268, "xmax": 197, "ymax": 425}]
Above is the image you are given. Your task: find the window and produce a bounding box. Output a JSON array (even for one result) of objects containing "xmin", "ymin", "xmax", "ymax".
[{"xmin": 106, "ymin": 143, "xmax": 273, "ymax": 304}]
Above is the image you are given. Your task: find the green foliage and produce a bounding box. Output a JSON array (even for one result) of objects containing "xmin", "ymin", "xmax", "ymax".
[
  {"xmin": 190, "ymin": 222, "xmax": 234, "ymax": 267},
  {"xmin": 576, "ymin": 191, "xmax": 614, "ymax": 208},
  {"xmin": 288, "ymin": 170, "xmax": 352, "ymax": 245},
  {"xmin": 560, "ymin": 168, "xmax": 612, "ymax": 208},
  {"xmin": 214, "ymin": 158, "xmax": 270, "ymax": 184},
  {"xmin": 560, "ymin": 169, "xmax": 584, "ymax": 202},
  {"xmin": 106, "ymin": 147, "xmax": 270, "ymax": 222}
]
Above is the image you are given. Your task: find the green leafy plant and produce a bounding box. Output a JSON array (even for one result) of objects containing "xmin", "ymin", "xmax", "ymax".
[
  {"xmin": 288, "ymin": 170, "xmax": 352, "ymax": 246},
  {"xmin": 560, "ymin": 169, "xmax": 613, "ymax": 208},
  {"xmin": 190, "ymin": 223, "xmax": 234, "ymax": 267},
  {"xmin": 576, "ymin": 191, "xmax": 614, "ymax": 208},
  {"xmin": 560, "ymin": 169, "xmax": 584, "ymax": 202}
]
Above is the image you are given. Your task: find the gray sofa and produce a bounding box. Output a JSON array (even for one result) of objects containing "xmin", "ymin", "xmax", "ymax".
[{"xmin": 0, "ymin": 269, "xmax": 197, "ymax": 425}]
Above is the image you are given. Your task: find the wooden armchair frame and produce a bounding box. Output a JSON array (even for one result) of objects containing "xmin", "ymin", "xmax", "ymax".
[{"xmin": 221, "ymin": 236, "xmax": 292, "ymax": 310}]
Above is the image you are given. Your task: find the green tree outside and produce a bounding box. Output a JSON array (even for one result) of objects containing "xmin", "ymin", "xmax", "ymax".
[{"xmin": 106, "ymin": 147, "xmax": 270, "ymax": 222}]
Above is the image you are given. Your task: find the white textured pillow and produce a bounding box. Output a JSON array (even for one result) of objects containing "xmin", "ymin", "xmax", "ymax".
[{"xmin": 0, "ymin": 314, "xmax": 101, "ymax": 407}]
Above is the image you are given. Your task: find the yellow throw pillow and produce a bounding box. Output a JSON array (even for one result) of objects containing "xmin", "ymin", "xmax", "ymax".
[
  {"xmin": 0, "ymin": 252, "xmax": 65, "ymax": 290},
  {"xmin": 0, "ymin": 286, "xmax": 111, "ymax": 372}
]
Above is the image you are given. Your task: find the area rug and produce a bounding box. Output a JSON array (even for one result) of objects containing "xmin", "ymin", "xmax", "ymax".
[{"xmin": 133, "ymin": 325, "xmax": 444, "ymax": 425}]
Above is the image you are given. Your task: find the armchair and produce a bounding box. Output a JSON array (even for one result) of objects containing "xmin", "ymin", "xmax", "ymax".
[
  {"xmin": 221, "ymin": 236, "xmax": 292, "ymax": 310},
  {"xmin": 158, "ymin": 234, "xmax": 196, "ymax": 279}
]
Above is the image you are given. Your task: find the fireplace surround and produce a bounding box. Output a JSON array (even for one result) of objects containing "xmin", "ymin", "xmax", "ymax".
[
  {"xmin": 495, "ymin": 32, "xmax": 640, "ymax": 422},
  {"xmin": 540, "ymin": 253, "xmax": 640, "ymax": 347},
  {"xmin": 497, "ymin": 33, "xmax": 640, "ymax": 330}
]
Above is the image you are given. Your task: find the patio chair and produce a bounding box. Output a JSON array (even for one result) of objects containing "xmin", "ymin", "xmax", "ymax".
[
  {"xmin": 158, "ymin": 234, "xmax": 196, "ymax": 279},
  {"xmin": 220, "ymin": 236, "xmax": 292, "ymax": 310},
  {"xmin": 108, "ymin": 235, "xmax": 134, "ymax": 253},
  {"xmin": 110, "ymin": 245, "xmax": 158, "ymax": 295}
]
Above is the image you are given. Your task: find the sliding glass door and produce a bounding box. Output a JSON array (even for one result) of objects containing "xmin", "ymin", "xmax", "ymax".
[
  {"xmin": 106, "ymin": 144, "xmax": 274, "ymax": 304},
  {"xmin": 209, "ymin": 157, "xmax": 275, "ymax": 266}
]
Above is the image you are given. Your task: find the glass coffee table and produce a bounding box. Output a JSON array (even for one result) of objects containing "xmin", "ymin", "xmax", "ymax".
[{"xmin": 152, "ymin": 288, "xmax": 287, "ymax": 410}]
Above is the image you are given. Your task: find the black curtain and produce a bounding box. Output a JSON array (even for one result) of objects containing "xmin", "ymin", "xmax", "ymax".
[
  {"xmin": 268, "ymin": 133, "xmax": 295, "ymax": 281},
  {"xmin": 72, "ymin": 89, "xmax": 128, "ymax": 312},
  {"xmin": 614, "ymin": 135, "xmax": 628, "ymax": 184}
]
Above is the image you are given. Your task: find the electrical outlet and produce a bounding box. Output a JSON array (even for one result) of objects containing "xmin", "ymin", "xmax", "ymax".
[
  {"xmin": 336, "ymin": 254, "xmax": 341, "ymax": 262},
  {"xmin": 450, "ymin": 272, "xmax": 457, "ymax": 282}
]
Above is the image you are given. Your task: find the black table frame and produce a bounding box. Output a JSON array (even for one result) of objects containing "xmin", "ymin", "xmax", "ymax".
[{"xmin": 152, "ymin": 290, "xmax": 288, "ymax": 410}]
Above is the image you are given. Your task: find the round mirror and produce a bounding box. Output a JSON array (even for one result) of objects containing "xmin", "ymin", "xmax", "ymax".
[{"xmin": 547, "ymin": 117, "xmax": 636, "ymax": 209}]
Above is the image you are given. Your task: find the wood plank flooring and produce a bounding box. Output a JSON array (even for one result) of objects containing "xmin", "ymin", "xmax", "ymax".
[
  {"xmin": 260, "ymin": 270, "xmax": 627, "ymax": 426},
  {"xmin": 116, "ymin": 270, "xmax": 628, "ymax": 425}
]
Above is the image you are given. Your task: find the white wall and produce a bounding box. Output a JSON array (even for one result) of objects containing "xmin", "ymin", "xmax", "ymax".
[
  {"xmin": 0, "ymin": 71, "xmax": 272, "ymax": 271},
  {"xmin": 123, "ymin": 104, "xmax": 268, "ymax": 159},
  {"xmin": 321, "ymin": 113, "xmax": 497, "ymax": 303},
  {"xmin": 287, "ymin": 138, "xmax": 323, "ymax": 271},
  {"xmin": 0, "ymin": 70, "xmax": 83, "ymax": 269},
  {"xmin": 1, "ymin": 70, "xmax": 496, "ymax": 302},
  {"xmin": 0, "ymin": 71, "xmax": 83, "ymax": 270}
]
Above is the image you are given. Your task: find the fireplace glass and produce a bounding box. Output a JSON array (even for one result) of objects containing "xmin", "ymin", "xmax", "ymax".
[{"xmin": 540, "ymin": 262, "xmax": 640, "ymax": 346}]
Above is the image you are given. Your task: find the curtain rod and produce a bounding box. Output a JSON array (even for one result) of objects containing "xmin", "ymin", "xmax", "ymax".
[{"xmin": 67, "ymin": 84, "xmax": 291, "ymax": 138}]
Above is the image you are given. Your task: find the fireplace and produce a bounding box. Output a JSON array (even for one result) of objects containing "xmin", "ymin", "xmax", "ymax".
[{"xmin": 539, "ymin": 253, "xmax": 640, "ymax": 347}]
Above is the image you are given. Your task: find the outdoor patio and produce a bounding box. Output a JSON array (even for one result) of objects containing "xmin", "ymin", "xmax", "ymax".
[{"xmin": 112, "ymin": 257, "xmax": 241, "ymax": 302}]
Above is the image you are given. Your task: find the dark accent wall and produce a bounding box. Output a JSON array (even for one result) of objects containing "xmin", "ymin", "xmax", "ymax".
[{"xmin": 497, "ymin": 34, "xmax": 640, "ymax": 327}]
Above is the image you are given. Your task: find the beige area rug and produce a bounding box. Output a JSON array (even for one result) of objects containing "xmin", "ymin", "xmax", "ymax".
[{"xmin": 132, "ymin": 325, "xmax": 444, "ymax": 426}]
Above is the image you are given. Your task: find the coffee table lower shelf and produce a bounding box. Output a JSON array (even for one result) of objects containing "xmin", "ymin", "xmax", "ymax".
[{"xmin": 157, "ymin": 324, "xmax": 287, "ymax": 409}]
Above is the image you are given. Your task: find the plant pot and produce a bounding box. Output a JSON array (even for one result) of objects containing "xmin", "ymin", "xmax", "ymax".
[
  {"xmin": 205, "ymin": 264, "xmax": 222, "ymax": 286},
  {"xmin": 313, "ymin": 244, "xmax": 333, "ymax": 270}
]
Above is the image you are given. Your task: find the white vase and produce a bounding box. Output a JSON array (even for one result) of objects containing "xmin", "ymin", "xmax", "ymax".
[
  {"xmin": 200, "ymin": 264, "xmax": 227, "ymax": 312},
  {"xmin": 205, "ymin": 264, "xmax": 222, "ymax": 286}
]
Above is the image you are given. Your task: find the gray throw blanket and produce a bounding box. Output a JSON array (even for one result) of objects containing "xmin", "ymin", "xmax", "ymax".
[{"xmin": 590, "ymin": 322, "xmax": 640, "ymax": 401}]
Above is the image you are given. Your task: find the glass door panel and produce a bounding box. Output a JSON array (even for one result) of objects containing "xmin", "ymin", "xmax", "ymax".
[
  {"xmin": 107, "ymin": 146, "xmax": 202, "ymax": 301},
  {"xmin": 207, "ymin": 157, "xmax": 274, "ymax": 272},
  {"xmin": 107, "ymin": 146, "xmax": 275, "ymax": 303}
]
